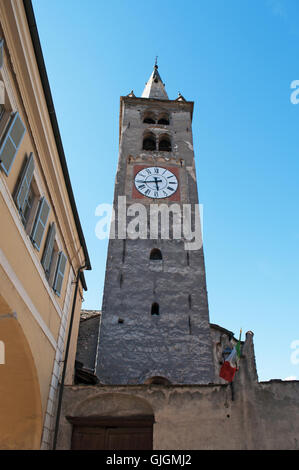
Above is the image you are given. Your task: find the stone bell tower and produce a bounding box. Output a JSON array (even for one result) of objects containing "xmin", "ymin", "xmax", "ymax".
[{"xmin": 95, "ymin": 63, "xmax": 214, "ymax": 384}]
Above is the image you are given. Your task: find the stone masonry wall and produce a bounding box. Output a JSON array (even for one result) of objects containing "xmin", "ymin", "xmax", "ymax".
[
  {"xmin": 58, "ymin": 332, "xmax": 299, "ymax": 449},
  {"xmin": 96, "ymin": 96, "xmax": 215, "ymax": 385}
]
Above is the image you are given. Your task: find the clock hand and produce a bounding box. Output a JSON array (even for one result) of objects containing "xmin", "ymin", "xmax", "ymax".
[
  {"xmin": 145, "ymin": 179, "xmax": 162, "ymax": 184},
  {"xmin": 154, "ymin": 176, "xmax": 159, "ymax": 191}
]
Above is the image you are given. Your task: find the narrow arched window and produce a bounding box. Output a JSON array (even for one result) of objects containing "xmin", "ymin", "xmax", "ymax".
[
  {"xmin": 150, "ymin": 248, "xmax": 162, "ymax": 260},
  {"xmin": 145, "ymin": 376, "xmax": 171, "ymax": 385},
  {"xmin": 157, "ymin": 114, "xmax": 169, "ymax": 125},
  {"xmin": 159, "ymin": 134, "xmax": 171, "ymax": 152},
  {"xmin": 143, "ymin": 132, "xmax": 156, "ymax": 151},
  {"xmin": 143, "ymin": 112, "xmax": 156, "ymax": 124},
  {"xmin": 151, "ymin": 302, "xmax": 159, "ymax": 316}
]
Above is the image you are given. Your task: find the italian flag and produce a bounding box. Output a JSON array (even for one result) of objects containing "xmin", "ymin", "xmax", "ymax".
[{"xmin": 219, "ymin": 330, "xmax": 242, "ymax": 383}]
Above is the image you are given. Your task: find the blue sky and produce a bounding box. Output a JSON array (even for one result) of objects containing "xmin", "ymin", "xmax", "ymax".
[{"xmin": 32, "ymin": 0, "xmax": 299, "ymax": 381}]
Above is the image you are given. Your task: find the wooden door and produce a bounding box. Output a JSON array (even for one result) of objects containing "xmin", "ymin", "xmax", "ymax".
[
  {"xmin": 71, "ymin": 425, "xmax": 106, "ymax": 450},
  {"xmin": 69, "ymin": 416, "xmax": 153, "ymax": 450}
]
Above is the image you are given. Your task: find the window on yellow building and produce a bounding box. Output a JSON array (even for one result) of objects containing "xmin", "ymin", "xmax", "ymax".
[
  {"xmin": 14, "ymin": 153, "xmax": 35, "ymax": 222},
  {"xmin": 14, "ymin": 153, "xmax": 51, "ymax": 250},
  {"xmin": 22, "ymin": 184, "xmax": 35, "ymax": 228},
  {"xmin": 0, "ymin": 44, "xmax": 26, "ymax": 176},
  {"xmin": 0, "ymin": 111, "xmax": 26, "ymax": 175},
  {"xmin": 53, "ymin": 251, "xmax": 67, "ymax": 297},
  {"xmin": 42, "ymin": 223, "xmax": 56, "ymax": 280},
  {"xmin": 31, "ymin": 196, "xmax": 50, "ymax": 251}
]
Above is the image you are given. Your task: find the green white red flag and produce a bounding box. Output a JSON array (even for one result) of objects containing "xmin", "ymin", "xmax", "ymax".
[{"xmin": 219, "ymin": 329, "xmax": 242, "ymax": 383}]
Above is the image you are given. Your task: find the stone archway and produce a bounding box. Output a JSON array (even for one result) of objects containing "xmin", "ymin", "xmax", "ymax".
[
  {"xmin": 0, "ymin": 297, "xmax": 42, "ymax": 449},
  {"xmin": 72, "ymin": 392, "xmax": 154, "ymax": 418},
  {"xmin": 67, "ymin": 393, "xmax": 154, "ymax": 450}
]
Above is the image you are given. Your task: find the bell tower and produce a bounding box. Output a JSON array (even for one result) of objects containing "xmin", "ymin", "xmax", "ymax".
[{"xmin": 96, "ymin": 64, "xmax": 214, "ymax": 384}]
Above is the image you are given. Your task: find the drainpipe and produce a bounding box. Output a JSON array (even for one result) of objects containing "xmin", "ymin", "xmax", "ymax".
[{"xmin": 52, "ymin": 265, "xmax": 86, "ymax": 450}]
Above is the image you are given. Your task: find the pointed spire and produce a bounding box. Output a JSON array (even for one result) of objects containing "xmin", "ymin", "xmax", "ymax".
[
  {"xmin": 127, "ymin": 90, "xmax": 135, "ymax": 98},
  {"xmin": 141, "ymin": 60, "xmax": 169, "ymax": 100},
  {"xmin": 176, "ymin": 91, "xmax": 186, "ymax": 102}
]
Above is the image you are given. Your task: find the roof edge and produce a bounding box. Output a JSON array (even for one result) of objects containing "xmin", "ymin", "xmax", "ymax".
[{"xmin": 23, "ymin": 0, "xmax": 91, "ymax": 272}]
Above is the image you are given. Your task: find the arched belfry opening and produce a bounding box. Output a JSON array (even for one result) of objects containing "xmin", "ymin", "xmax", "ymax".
[
  {"xmin": 143, "ymin": 112, "xmax": 156, "ymax": 124},
  {"xmin": 157, "ymin": 113, "xmax": 169, "ymax": 125},
  {"xmin": 143, "ymin": 132, "xmax": 156, "ymax": 151},
  {"xmin": 151, "ymin": 303, "xmax": 159, "ymax": 316},
  {"xmin": 150, "ymin": 248, "xmax": 162, "ymax": 260},
  {"xmin": 159, "ymin": 134, "xmax": 171, "ymax": 152}
]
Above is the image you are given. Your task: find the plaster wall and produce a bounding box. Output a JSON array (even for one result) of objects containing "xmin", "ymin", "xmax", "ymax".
[
  {"xmin": 59, "ymin": 333, "xmax": 299, "ymax": 450},
  {"xmin": 58, "ymin": 379, "xmax": 299, "ymax": 450}
]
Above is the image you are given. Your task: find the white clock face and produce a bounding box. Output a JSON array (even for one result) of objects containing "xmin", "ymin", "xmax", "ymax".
[{"xmin": 134, "ymin": 167, "xmax": 178, "ymax": 199}]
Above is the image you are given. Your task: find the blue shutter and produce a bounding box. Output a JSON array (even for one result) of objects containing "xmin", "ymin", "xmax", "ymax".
[
  {"xmin": 0, "ymin": 112, "xmax": 26, "ymax": 175},
  {"xmin": 53, "ymin": 252, "xmax": 67, "ymax": 297},
  {"xmin": 41, "ymin": 223, "xmax": 56, "ymax": 277},
  {"xmin": 0, "ymin": 39, "xmax": 3, "ymax": 69},
  {"xmin": 31, "ymin": 197, "xmax": 50, "ymax": 251},
  {"xmin": 15, "ymin": 153, "xmax": 35, "ymax": 214}
]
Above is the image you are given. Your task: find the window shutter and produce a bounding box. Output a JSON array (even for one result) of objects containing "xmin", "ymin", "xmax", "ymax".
[
  {"xmin": 53, "ymin": 252, "xmax": 67, "ymax": 297},
  {"xmin": 0, "ymin": 38, "xmax": 3, "ymax": 69},
  {"xmin": 15, "ymin": 153, "xmax": 35, "ymax": 214},
  {"xmin": 0, "ymin": 112, "xmax": 26, "ymax": 175},
  {"xmin": 41, "ymin": 223, "xmax": 56, "ymax": 277},
  {"xmin": 31, "ymin": 197, "xmax": 50, "ymax": 251}
]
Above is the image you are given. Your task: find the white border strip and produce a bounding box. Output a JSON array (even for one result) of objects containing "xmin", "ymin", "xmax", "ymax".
[
  {"xmin": 0, "ymin": 175, "xmax": 63, "ymax": 318},
  {"xmin": 0, "ymin": 248, "xmax": 57, "ymax": 349}
]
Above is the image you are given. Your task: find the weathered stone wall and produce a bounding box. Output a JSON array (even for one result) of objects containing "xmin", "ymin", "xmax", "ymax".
[
  {"xmin": 58, "ymin": 331, "xmax": 299, "ymax": 450},
  {"xmin": 57, "ymin": 380, "xmax": 299, "ymax": 450},
  {"xmin": 75, "ymin": 311, "xmax": 101, "ymax": 371}
]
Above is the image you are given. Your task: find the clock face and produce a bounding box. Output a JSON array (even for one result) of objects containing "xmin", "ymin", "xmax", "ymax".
[{"xmin": 134, "ymin": 166, "xmax": 178, "ymax": 199}]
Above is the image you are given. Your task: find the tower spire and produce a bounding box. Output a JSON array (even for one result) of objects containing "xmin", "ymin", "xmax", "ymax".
[{"xmin": 141, "ymin": 60, "xmax": 169, "ymax": 100}]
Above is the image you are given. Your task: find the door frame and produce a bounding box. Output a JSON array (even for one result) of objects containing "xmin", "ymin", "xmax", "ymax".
[{"xmin": 67, "ymin": 415, "xmax": 155, "ymax": 450}]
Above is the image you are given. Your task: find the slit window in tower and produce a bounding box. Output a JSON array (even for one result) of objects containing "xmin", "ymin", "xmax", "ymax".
[
  {"xmin": 150, "ymin": 248, "xmax": 162, "ymax": 260},
  {"xmin": 122, "ymin": 239, "xmax": 126, "ymax": 263},
  {"xmin": 151, "ymin": 302, "xmax": 159, "ymax": 316}
]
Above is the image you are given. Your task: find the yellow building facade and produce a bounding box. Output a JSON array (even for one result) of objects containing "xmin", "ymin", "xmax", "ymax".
[{"xmin": 0, "ymin": 0, "xmax": 91, "ymax": 449}]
